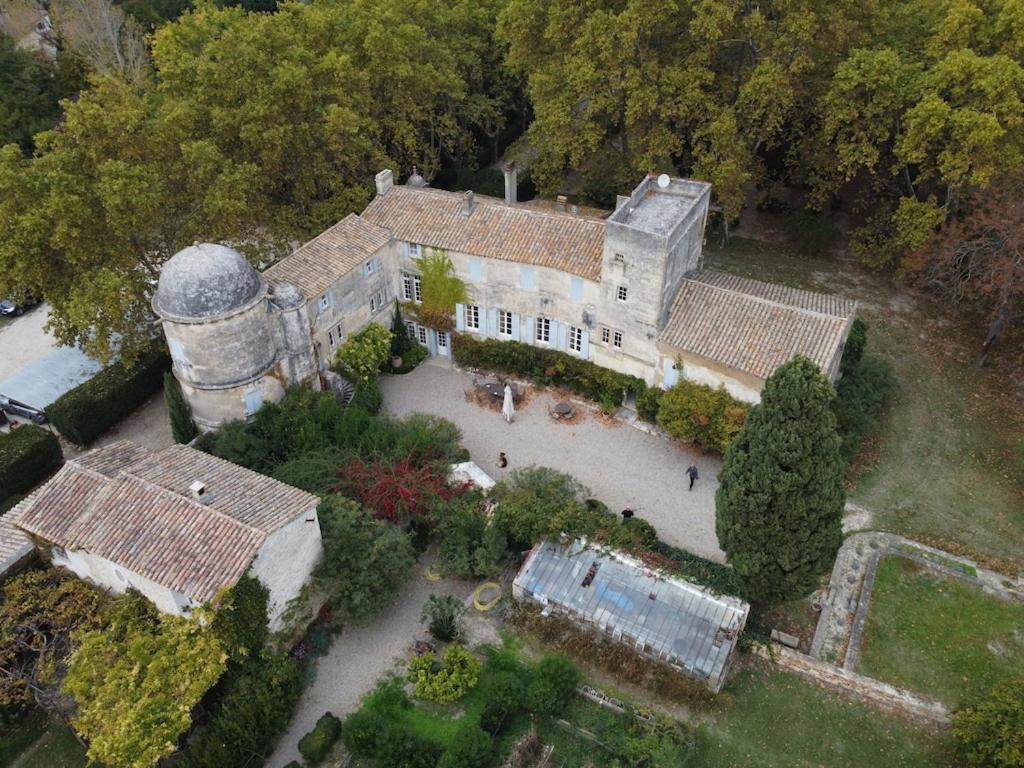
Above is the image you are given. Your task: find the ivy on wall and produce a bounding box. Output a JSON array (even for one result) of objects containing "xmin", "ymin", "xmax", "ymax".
[{"xmin": 417, "ymin": 249, "xmax": 468, "ymax": 330}]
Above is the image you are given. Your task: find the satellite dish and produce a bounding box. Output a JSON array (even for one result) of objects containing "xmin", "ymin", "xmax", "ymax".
[{"xmin": 657, "ymin": 173, "xmax": 671, "ymax": 189}]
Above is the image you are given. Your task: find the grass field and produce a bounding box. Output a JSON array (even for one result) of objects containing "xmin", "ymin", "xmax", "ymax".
[
  {"xmin": 697, "ymin": 666, "xmax": 951, "ymax": 768},
  {"xmin": 705, "ymin": 237, "xmax": 1024, "ymax": 566},
  {"xmin": 0, "ymin": 710, "xmax": 86, "ymax": 768},
  {"xmin": 858, "ymin": 556, "xmax": 1024, "ymax": 705}
]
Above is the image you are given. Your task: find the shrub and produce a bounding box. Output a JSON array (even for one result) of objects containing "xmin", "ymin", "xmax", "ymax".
[
  {"xmin": 421, "ymin": 594, "xmax": 466, "ymax": 642},
  {"xmin": 841, "ymin": 317, "xmax": 869, "ymax": 374},
  {"xmin": 407, "ymin": 642, "xmax": 481, "ymax": 703},
  {"xmin": 657, "ymin": 378, "xmax": 748, "ymax": 454},
  {"xmin": 833, "ymin": 356, "xmax": 896, "ymax": 461},
  {"xmin": 636, "ymin": 385, "xmax": 663, "ymax": 423},
  {"xmin": 490, "ymin": 466, "xmax": 587, "ymax": 549},
  {"xmin": 164, "ymin": 372, "xmax": 196, "ymax": 444},
  {"xmin": 298, "ymin": 712, "xmax": 342, "ymax": 765},
  {"xmin": 390, "ymin": 304, "xmax": 413, "ymax": 357},
  {"xmin": 390, "ymin": 340, "xmax": 428, "ymax": 373},
  {"xmin": 181, "ymin": 653, "xmax": 303, "ymax": 768},
  {"xmin": 271, "ymin": 447, "xmax": 349, "ymax": 495},
  {"xmin": 337, "ymin": 456, "xmax": 464, "ymax": 525},
  {"xmin": 639, "ymin": 541, "xmax": 742, "ymax": 596},
  {"xmin": 452, "ymin": 333, "xmax": 643, "ymax": 407},
  {"xmin": 437, "ymin": 723, "xmax": 492, "ymax": 768},
  {"xmin": 47, "ymin": 345, "xmax": 170, "ymax": 446},
  {"xmin": 375, "ymin": 721, "xmax": 441, "ymax": 768},
  {"xmin": 350, "ymin": 376, "xmax": 383, "ymax": 413},
  {"xmin": 526, "ymin": 655, "xmax": 580, "ymax": 716},
  {"xmin": 953, "ymin": 677, "xmax": 1024, "ymax": 768},
  {"xmin": 433, "ymin": 492, "xmax": 507, "ymax": 578},
  {"xmin": 0, "ymin": 425, "xmax": 62, "ymax": 502},
  {"xmin": 479, "ymin": 668, "xmax": 529, "ymax": 733},
  {"xmin": 314, "ymin": 496, "xmax": 416, "ymax": 623},
  {"xmin": 334, "ymin": 323, "xmax": 392, "ymax": 382},
  {"xmin": 418, "ymin": 250, "xmax": 468, "ymax": 330},
  {"xmin": 209, "ymin": 574, "xmax": 269, "ymax": 663}
]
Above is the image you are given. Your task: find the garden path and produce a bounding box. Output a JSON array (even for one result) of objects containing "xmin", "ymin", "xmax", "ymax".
[
  {"xmin": 380, "ymin": 362, "xmax": 726, "ymax": 563},
  {"xmin": 265, "ymin": 556, "xmax": 473, "ymax": 768}
]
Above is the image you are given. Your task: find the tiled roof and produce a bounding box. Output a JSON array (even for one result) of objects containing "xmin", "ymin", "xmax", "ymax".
[
  {"xmin": 263, "ymin": 213, "xmax": 391, "ymax": 299},
  {"xmin": 362, "ymin": 186, "xmax": 607, "ymax": 281},
  {"xmin": 129, "ymin": 444, "xmax": 319, "ymax": 533},
  {"xmin": 63, "ymin": 474, "xmax": 265, "ymax": 603},
  {"xmin": 659, "ymin": 270, "xmax": 854, "ymax": 380},
  {"xmin": 10, "ymin": 441, "xmax": 319, "ymax": 601},
  {"xmin": 0, "ymin": 512, "xmax": 33, "ymax": 576}
]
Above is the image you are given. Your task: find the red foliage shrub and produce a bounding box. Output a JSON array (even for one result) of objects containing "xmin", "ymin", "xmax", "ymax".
[{"xmin": 335, "ymin": 457, "xmax": 468, "ymax": 524}]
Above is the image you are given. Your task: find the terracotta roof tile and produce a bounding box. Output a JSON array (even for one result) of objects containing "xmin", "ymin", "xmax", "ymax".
[
  {"xmin": 70, "ymin": 440, "xmax": 152, "ymax": 477},
  {"xmin": 263, "ymin": 213, "xmax": 391, "ymax": 299},
  {"xmin": 362, "ymin": 186, "xmax": 607, "ymax": 280},
  {"xmin": 659, "ymin": 270, "xmax": 854, "ymax": 380},
  {"xmin": 0, "ymin": 511, "xmax": 33, "ymax": 576}
]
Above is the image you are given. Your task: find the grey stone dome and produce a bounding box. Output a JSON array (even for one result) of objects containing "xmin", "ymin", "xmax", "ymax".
[
  {"xmin": 269, "ymin": 282, "xmax": 305, "ymax": 310},
  {"xmin": 406, "ymin": 166, "xmax": 428, "ymax": 188},
  {"xmin": 156, "ymin": 243, "xmax": 263, "ymax": 319}
]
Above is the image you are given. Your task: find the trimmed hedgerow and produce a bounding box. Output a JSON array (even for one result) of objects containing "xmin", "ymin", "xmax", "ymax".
[
  {"xmin": 47, "ymin": 346, "xmax": 170, "ymax": 446},
  {"xmin": 298, "ymin": 712, "xmax": 342, "ymax": 765},
  {"xmin": 452, "ymin": 334, "xmax": 643, "ymax": 406},
  {"xmin": 0, "ymin": 425, "xmax": 62, "ymax": 502}
]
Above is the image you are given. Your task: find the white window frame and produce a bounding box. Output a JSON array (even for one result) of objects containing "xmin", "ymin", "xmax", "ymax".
[
  {"xmin": 405, "ymin": 321, "xmax": 417, "ymax": 339},
  {"xmin": 613, "ymin": 253, "xmax": 625, "ymax": 267},
  {"xmin": 437, "ymin": 331, "xmax": 449, "ymax": 351},
  {"xmin": 535, "ymin": 316, "xmax": 551, "ymax": 344},
  {"xmin": 328, "ymin": 322, "xmax": 345, "ymax": 349},
  {"xmin": 363, "ymin": 258, "xmax": 378, "ymax": 277},
  {"xmin": 498, "ymin": 309, "xmax": 513, "ymax": 337},
  {"xmin": 568, "ymin": 325, "xmax": 583, "ymax": 353},
  {"xmin": 466, "ymin": 304, "xmax": 480, "ymax": 331},
  {"xmin": 369, "ymin": 287, "xmax": 387, "ymax": 313},
  {"xmin": 613, "ymin": 330, "xmax": 623, "ymax": 349},
  {"xmin": 601, "ymin": 327, "xmax": 611, "ymax": 344},
  {"xmin": 416, "ymin": 325, "xmax": 428, "ymax": 346},
  {"xmin": 402, "ymin": 273, "xmax": 422, "ymax": 303},
  {"xmin": 617, "ymin": 285, "xmax": 628, "ymax": 302},
  {"xmin": 408, "ymin": 242, "xmax": 421, "ymax": 259},
  {"xmin": 317, "ymin": 293, "xmax": 330, "ymax": 312}
]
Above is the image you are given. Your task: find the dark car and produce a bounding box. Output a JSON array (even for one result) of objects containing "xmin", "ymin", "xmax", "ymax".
[
  {"xmin": 0, "ymin": 395, "xmax": 47, "ymax": 425},
  {"xmin": 0, "ymin": 294, "xmax": 41, "ymax": 317}
]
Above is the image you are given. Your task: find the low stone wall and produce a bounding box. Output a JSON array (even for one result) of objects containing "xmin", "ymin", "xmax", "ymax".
[{"xmin": 754, "ymin": 644, "xmax": 949, "ymax": 727}]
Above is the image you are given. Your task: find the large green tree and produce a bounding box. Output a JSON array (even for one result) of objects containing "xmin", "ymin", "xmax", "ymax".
[
  {"xmin": 0, "ymin": 36, "xmax": 61, "ymax": 153},
  {"xmin": 715, "ymin": 356, "xmax": 845, "ymax": 605}
]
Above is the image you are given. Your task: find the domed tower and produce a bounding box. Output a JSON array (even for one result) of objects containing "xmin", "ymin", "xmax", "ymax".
[{"xmin": 154, "ymin": 243, "xmax": 313, "ymax": 431}]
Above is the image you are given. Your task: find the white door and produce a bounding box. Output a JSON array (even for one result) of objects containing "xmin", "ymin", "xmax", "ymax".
[{"xmin": 436, "ymin": 331, "xmax": 449, "ymax": 357}]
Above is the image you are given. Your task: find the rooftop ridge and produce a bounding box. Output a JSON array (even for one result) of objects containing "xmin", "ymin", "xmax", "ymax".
[{"xmin": 686, "ymin": 270, "xmax": 855, "ymax": 321}]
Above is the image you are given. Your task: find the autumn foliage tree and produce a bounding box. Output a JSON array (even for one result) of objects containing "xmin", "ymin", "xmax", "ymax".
[
  {"xmin": 715, "ymin": 356, "xmax": 845, "ymax": 605},
  {"xmin": 913, "ymin": 174, "xmax": 1024, "ymax": 363}
]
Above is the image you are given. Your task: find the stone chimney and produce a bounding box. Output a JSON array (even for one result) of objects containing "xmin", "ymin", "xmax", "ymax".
[
  {"xmin": 189, "ymin": 480, "xmax": 207, "ymax": 503},
  {"xmin": 462, "ymin": 190, "xmax": 475, "ymax": 217},
  {"xmin": 502, "ymin": 161, "xmax": 517, "ymax": 204},
  {"xmin": 375, "ymin": 169, "xmax": 394, "ymax": 196},
  {"xmin": 555, "ymin": 195, "xmax": 567, "ymax": 213}
]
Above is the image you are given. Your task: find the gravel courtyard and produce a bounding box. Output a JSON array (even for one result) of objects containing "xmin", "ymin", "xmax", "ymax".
[{"xmin": 381, "ymin": 362, "xmax": 724, "ymax": 562}]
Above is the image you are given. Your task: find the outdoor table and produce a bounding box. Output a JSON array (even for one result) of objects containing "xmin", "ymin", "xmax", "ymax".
[
  {"xmin": 553, "ymin": 401, "xmax": 574, "ymax": 418},
  {"xmin": 484, "ymin": 382, "xmax": 519, "ymax": 399}
]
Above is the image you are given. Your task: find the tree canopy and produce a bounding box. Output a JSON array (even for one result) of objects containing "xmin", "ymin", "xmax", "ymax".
[{"xmin": 715, "ymin": 356, "xmax": 845, "ymax": 605}]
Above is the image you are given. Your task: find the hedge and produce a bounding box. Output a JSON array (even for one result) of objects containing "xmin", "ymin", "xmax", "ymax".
[
  {"xmin": 0, "ymin": 425, "xmax": 62, "ymax": 502},
  {"xmin": 656, "ymin": 378, "xmax": 749, "ymax": 453},
  {"xmin": 298, "ymin": 712, "xmax": 342, "ymax": 764},
  {"xmin": 452, "ymin": 334, "xmax": 644, "ymax": 406},
  {"xmin": 47, "ymin": 346, "xmax": 170, "ymax": 446},
  {"xmin": 643, "ymin": 540, "xmax": 743, "ymax": 597}
]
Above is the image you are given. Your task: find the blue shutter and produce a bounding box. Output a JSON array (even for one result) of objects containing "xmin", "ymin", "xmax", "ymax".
[
  {"xmin": 555, "ymin": 322, "xmax": 567, "ymax": 351},
  {"xmin": 428, "ymin": 330, "xmax": 438, "ymax": 356},
  {"xmin": 525, "ymin": 316, "xmax": 535, "ymax": 345},
  {"xmin": 580, "ymin": 330, "xmax": 590, "ymax": 359},
  {"xmin": 663, "ymin": 358, "xmax": 679, "ymax": 388},
  {"xmin": 469, "ymin": 258, "xmax": 483, "ymax": 282},
  {"xmin": 570, "ymin": 277, "xmax": 583, "ymax": 302},
  {"xmin": 455, "ymin": 303, "xmax": 465, "ymax": 331},
  {"xmin": 244, "ymin": 390, "xmax": 263, "ymax": 416},
  {"xmin": 520, "ymin": 266, "xmax": 535, "ymax": 291},
  {"xmin": 487, "ymin": 308, "xmax": 498, "ymax": 338},
  {"xmin": 511, "ymin": 313, "xmax": 521, "ymax": 341}
]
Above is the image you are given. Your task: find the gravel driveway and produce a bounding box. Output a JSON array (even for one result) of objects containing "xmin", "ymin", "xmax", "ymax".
[
  {"xmin": 265, "ymin": 559, "xmax": 473, "ymax": 768},
  {"xmin": 381, "ymin": 362, "xmax": 724, "ymax": 562},
  {"xmin": 0, "ymin": 304, "xmax": 58, "ymax": 380}
]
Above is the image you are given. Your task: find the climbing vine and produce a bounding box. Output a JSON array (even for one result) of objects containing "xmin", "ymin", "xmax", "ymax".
[{"xmin": 417, "ymin": 249, "xmax": 467, "ymax": 330}]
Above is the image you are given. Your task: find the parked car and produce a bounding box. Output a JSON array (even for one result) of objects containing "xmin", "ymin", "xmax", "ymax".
[
  {"xmin": 0, "ymin": 293, "xmax": 42, "ymax": 317},
  {"xmin": 0, "ymin": 395, "xmax": 47, "ymax": 424}
]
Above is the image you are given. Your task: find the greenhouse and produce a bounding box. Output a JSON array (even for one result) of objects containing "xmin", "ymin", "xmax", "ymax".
[{"xmin": 513, "ymin": 538, "xmax": 749, "ymax": 692}]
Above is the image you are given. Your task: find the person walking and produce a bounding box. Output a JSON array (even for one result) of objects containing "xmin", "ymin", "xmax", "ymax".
[{"xmin": 686, "ymin": 464, "xmax": 699, "ymax": 491}]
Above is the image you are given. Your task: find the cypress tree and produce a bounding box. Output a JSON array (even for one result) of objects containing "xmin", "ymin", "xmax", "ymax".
[
  {"xmin": 164, "ymin": 372, "xmax": 197, "ymax": 444},
  {"xmin": 715, "ymin": 356, "xmax": 845, "ymax": 605}
]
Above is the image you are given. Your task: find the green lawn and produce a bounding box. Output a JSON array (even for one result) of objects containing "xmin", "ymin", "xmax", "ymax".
[
  {"xmin": 706, "ymin": 237, "xmax": 1024, "ymax": 566},
  {"xmin": 858, "ymin": 556, "xmax": 1024, "ymax": 705},
  {"xmin": 697, "ymin": 666, "xmax": 951, "ymax": 768},
  {"xmin": 0, "ymin": 710, "xmax": 87, "ymax": 768}
]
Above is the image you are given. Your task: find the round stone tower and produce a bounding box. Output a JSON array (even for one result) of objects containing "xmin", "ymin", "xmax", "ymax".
[{"xmin": 154, "ymin": 243, "xmax": 309, "ymax": 431}]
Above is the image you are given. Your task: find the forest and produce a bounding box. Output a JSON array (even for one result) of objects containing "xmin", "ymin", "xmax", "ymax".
[{"xmin": 0, "ymin": 0, "xmax": 1021, "ymax": 365}]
